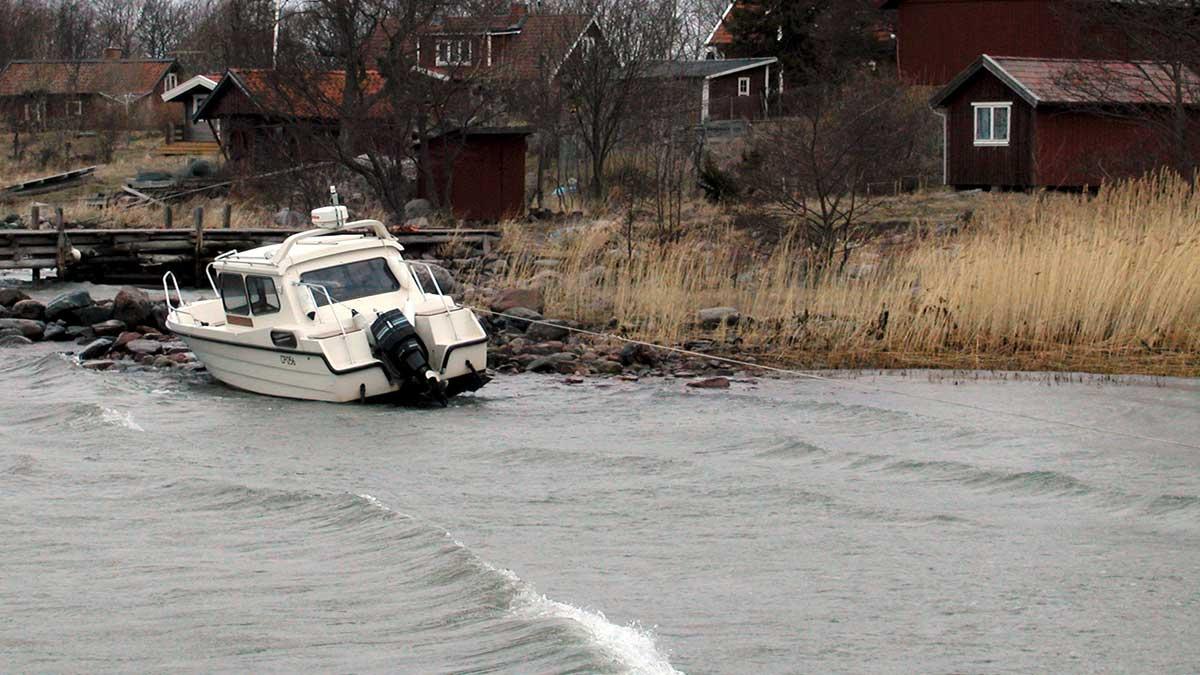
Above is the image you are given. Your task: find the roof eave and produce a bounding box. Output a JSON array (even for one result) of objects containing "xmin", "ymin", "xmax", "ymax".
[{"xmin": 929, "ymin": 54, "xmax": 1040, "ymax": 109}]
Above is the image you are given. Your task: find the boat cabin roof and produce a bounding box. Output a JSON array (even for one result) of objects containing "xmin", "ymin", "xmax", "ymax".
[{"xmin": 214, "ymin": 224, "xmax": 403, "ymax": 275}]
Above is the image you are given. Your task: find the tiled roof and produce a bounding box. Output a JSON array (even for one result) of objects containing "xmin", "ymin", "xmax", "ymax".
[
  {"xmin": 645, "ymin": 57, "xmax": 777, "ymax": 80},
  {"xmin": 932, "ymin": 55, "xmax": 1200, "ymax": 107},
  {"xmin": 497, "ymin": 13, "xmax": 594, "ymax": 80},
  {"xmin": 991, "ymin": 56, "xmax": 1200, "ymax": 105},
  {"xmin": 200, "ymin": 69, "xmax": 389, "ymax": 120},
  {"xmin": 0, "ymin": 59, "xmax": 175, "ymax": 98}
]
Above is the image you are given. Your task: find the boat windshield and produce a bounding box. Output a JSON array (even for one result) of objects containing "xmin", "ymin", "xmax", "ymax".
[{"xmin": 300, "ymin": 257, "xmax": 401, "ymax": 307}]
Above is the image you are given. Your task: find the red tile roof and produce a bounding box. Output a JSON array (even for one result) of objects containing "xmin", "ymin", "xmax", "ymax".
[
  {"xmin": 991, "ymin": 56, "xmax": 1200, "ymax": 105},
  {"xmin": 932, "ymin": 55, "xmax": 1200, "ymax": 108},
  {"xmin": 200, "ymin": 69, "xmax": 390, "ymax": 120},
  {"xmin": 0, "ymin": 59, "xmax": 175, "ymax": 98}
]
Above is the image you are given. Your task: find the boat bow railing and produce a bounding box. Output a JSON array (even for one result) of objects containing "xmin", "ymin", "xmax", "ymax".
[
  {"xmin": 161, "ymin": 271, "xmax": 201, "ymax": 326},
  {"xmin": 295, "ymin": 281, "xmax": 352, "ymax": 359}
]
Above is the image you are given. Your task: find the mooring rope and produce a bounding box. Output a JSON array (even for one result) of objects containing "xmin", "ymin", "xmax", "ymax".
[{"xmin": 473, "ymin": 307, "xmax": 1200, "ymax": 451}]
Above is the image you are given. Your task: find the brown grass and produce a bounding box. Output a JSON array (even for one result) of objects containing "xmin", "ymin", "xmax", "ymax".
[{"xmin": 493, "ymin": 174, "xmax": 1200, "ymax": 377}]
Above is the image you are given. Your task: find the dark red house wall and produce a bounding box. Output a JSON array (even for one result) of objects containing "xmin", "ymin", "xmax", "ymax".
[
  {"xmin": 1034, "ymin": 109, "xmax": 1200, "ymax": 187},
  {"xmin": 944, "ymin": 71, "xmax": 1034, "ymax": 187},
  {"xmin": 708, "ymin": 65, "xmax": 770, "ymax": 121},
  {"xmin": 895, "ymin": 0, "xmax": 1096, "ymax": 86},
  {"xmin": 419, "ymin": 133, "xmax": 528, "ymax": 222}
]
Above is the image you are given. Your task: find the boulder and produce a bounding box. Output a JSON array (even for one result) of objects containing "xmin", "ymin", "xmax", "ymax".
[
  {"xmin": 0, "ymin": 287, "xmax": 30, "ymax": 307},
  {"xmin": 77, "ymin": 338, "xmax": 114, "ymax": 360},
  {"xmin": 66, "ymin": 325, "xmax": 93, "ymax": 341},
  {"xmin": 687, "ymin": 376, "xmax": 731, "ymax": 389},
  {"xmin": 414, "ymin": 263, "xmax": 459, "ymax": 294},
  {"xmin": 44, "ymin": 289, "xmax": 93, "ymax": 321},
  {"xmin": 80, "ymin": 359, "xmax": 116, "ymax": 371},
  {"xmin": 502, "ymin": 307, "xmax": 542, "ymax": 332},
  {"xmin": 112, "ymin": 286, "xmax": 153, "ymax": 327},
  {"xmin": 10, "ymin": 299, "xmax": 45, "ymax": 320},
  {"xmin": 0, "ymin": 305, "xmax": 10, "ymax": 319},
  {"xmin": 594, "ymin": 359, "xmax": 624, "ymax": 375},
  {"xmin": 526, "ymin": 318, "xmax": 570, "ymax": 342},
  {"xmin": 75, "ymin": 303, "xmax": 112, "ymax": 326},
  {"xmin": 125, "ymin": 339, "xmax": 163, "ymax": 356},
  {"xmin": 0, "ymin": 318, "xmax": 44, "ymax": 340},
  {"xmin": 152, "ymin": 355, "xmax": 174, "ymax": 368},
  {"xmin": 113, "ymin": 331, "xmax": 142, "ymax": 350},
  {"xmin": 619, "ymin": 342, "xmax": 658, "ymax": 367},
  {"xmin": 698, "ymin": 306, "xmax": 740, "ymax": 329},
  {"xmin": 151, "ymin": 303, "xmax": 170, "ymax": 331},
  {"xmin": 0, "ymin": 335, "xmax": 33, "ymax": 347},
  {"xmin": 491, "ymin": 287, "xmax": 544, "ymax": 314},
  {"xmin": 91, "ymin": 319, "xmax": 127, "ymax": 337},
  {"xmin": 404, "ymin": 198, "xmax": 433, "ymax": 219},
  {"xmin": 42, "ymin": 323, "xmax": 68, "ymax": 341},
  {"xmin": 527, "ymin": 352, "xmax": 577, "ymax": 373}
]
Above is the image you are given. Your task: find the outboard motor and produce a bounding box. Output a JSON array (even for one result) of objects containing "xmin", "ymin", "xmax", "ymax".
[{"xmin": 369, "ymin": 309, "xmax": 444, "ymax": 404}]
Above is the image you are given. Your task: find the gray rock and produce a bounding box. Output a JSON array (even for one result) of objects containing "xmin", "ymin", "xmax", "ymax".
[
  {"xmin": 526, "ymin": 319, "xmax": 570, "ymax": 341},
  {"xmin": 404, "ymin": 216, "xmax": 430, "ymax": 230},
  {"xmin": 491, "ymin": 287, "xmax": 544, "ymax": 314},
  {"xmin": 413, "ymin": 262, "xmax": 459, "ymax": 294},
  {"xmin": 0, "ymin": 288, "xmax": 30, "ymax": 307},
  {"xmin": 10, "ymin": 299, "xmax": 44, "ymax": 320},
  {"xmin": 619, "ymin": 342, "xmax": 658, "ymax": 367},
  {"xmin": 687, "ymin": 376, "xmax": 731, "ymax": 389},
  {"xmin": 527, "ymin": 352, "xmax": 577, "ymax": 373},
  {"xmin": 80, "ymin": 359, "xmax": 116, "ymax": 371},
  {"xmin": 125, "ymin": 339, "xmax": 163, "ymax": 356},
  {"xmin": 112, "ymin": 286, "xmax": 152, "ymax": 327},
  {"xmin": 0, "ymin": 318, "xmax": 44, "ymax": 340},
  {"xmin": 44, "ymin": 289, "xmax": 93, "ymax": 321},
  {"xmin": 42, "ymin": 323, "xmax": 68, "ymax": 341},
  {"xmin": 78, "ymin": 338, "xmax": 114, "ymax": 360},
  {"xmin": 91, "ymin": 319, "xmax": 127, "ymax": 337},
  {"xmin": 404, "ymin": 198, "xmax": 433, "ymax": 219},
  {"xmin": 0, "ymin": 305, "xmax": 10, "ymax": 319},
  {"xmin": 698, "ymin": 306, "xmax": 740, "ymax": 329},
  {"xmin": 152, "ymin": 355, "xmax": 173, "ymax": 368},
  {"xmin": 0, "ymin": 335, "xmax": 33, "ymax": 347},
  {"xmin": 65, "ymin": 325, "xmax": 92, "ymax": 339},
  {"xmin": 594, "ymin": 360, "xmax": 624, "ymax": 375},
  {"xmin": 0, "ymin": 328, "xmax": 21, "ymax": 337},
  {"xmin": 503, "ymin": 307, "xmax": 543, "ymax": 331},
  {"xmin": 75, "ymin": 303, "xmax": 112, "ymax": 325}
]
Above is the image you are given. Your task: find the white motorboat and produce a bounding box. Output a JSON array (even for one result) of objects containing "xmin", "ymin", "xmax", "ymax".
[{"xmin": 163, "ymin": 196, "xmax": 490, "ymax": 404}]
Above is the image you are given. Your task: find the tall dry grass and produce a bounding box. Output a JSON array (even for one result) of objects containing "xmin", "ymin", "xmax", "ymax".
[{"xmin": 496, "ymin": 174, "xmax": 1200, "ymax": 375}]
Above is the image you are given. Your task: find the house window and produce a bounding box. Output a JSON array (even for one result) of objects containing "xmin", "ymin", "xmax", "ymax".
[
  {"xmin": 738, "ymin": 76, "xmax": 751, "ymax": 97},
  {"xmin": 164, "ymin": 72, "xmax": 178, "ymax": 91},
  {"xmin": 973, "ymin": 102, "xmax": 1011, "ymax": 146},
  {"xmin": 579, "ymin": 36, "xmax": 595, "ymax": 56},
  {"xmin": 435, "ymin": 39, "xmax": 472, "ymax": 66},
  {"xmin": 67, "ymin": 99, "xmax": 82, "ymax": 116}
]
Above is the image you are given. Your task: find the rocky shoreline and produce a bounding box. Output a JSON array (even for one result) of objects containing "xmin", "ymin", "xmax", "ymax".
[{"xmin": 0, "ymin": 276, "xmax": 752, "ymax": 390}]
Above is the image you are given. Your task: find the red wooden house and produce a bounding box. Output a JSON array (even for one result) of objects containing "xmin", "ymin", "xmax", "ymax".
[
  {"xmin": 880, "ymin": 0, "xmax": 1127, "ymax": 86},
  {"xmin": 931, "ymin": 55, "xmax": 1200, "ymax": 189},
  {"xmin": 644, "ymin": 58, "xmax": 780, "ymax": 124},
  {"xmin": 0, "ymin": 48, "xmax": 180, "ymax": 130}
]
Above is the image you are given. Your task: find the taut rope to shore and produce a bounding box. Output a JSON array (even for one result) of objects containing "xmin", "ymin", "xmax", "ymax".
[{"xmin": 473, "ymin": 307, "xmax": 1200, "ymax": 451}]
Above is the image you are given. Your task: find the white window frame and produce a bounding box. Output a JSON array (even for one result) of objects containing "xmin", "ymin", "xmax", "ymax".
[
  {"xmin": 579, "ymin": 36, "xmax": 595, "ymax": 56},
  {"xmin": 67, "ymin": 99, "xmax": 82, "ymax": 116},
  {"xmin": 973, "ymin": 101, "xmax": 1012, "ymax": 147},
  {"xmin": 738, "ymin": 76, "xmax": 751, "ymax": 97},
  {"xmin": 435, "ymin": 39, "xmax": 472, "ymax": 66},
  {"xmin": 163, "ymin": 72, "xmax": 178, "ymax": 91}
]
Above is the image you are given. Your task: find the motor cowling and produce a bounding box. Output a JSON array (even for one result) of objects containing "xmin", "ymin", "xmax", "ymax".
[{"xmin": 370, "ymin": 309, "xmax": 434, "ymax": 383}]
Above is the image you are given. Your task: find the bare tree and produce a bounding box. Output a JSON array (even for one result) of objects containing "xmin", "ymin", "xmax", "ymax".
[
  {"xmin": 1058, "ymin": 0, "xmax": 1200, "ymax": 180},
  {"xmin": 94, "ymin": 0, "xmax": 141, "ymax": 55},
  {"xmin": 135, "ymin": 0, "xmax": 192, "ymax": 59},
  {"xmin": 49, "ymin": 0, "xmax": 99, "ymax": 61},
  {"xmin": 740, "ymin": 75, "xmax": 931, "ymax": 276},
  {"xmin": 557, "ymin": 0, "xmax": 683, "ymax": 201}
]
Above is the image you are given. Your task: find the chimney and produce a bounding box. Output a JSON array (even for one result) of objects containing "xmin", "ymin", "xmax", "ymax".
[{"xmin": 103, "ymin": 47, "xmax": 125, "ymax": 60}]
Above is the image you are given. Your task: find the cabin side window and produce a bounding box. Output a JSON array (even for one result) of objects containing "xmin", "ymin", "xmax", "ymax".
[
  {"xmin": 246, "ymin": 276, "xmax": 281, "ymax": 315},
  {"xmin": 220, "ymin": 273, "xmax": 250, "ymax": 315},
  {"xmin": 738, "ymin": 76, "xmax": 751, "ymax": 97},
  {"xmin": 973, "ymin": 102, "xmax": 1011, "ymax": 146},
  {"xmin": 299, "ymin": 258, "xmax": 401, "ymax": 307}
]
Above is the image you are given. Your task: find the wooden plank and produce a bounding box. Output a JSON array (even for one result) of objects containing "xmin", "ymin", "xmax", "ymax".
[{"xmin": 122, "ymin": 185, "xmax": 166, "ymax": 208}]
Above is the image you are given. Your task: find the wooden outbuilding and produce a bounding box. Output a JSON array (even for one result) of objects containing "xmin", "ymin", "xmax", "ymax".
[
  {"xmin": 644, "ymin": 57, "xmax": 780, "ymax": 124},
  {"xmin": 160, "ymin": 74, "xmax": 220, "ymax": 142},
  {"xmin": 931, "ymin": 55, "xmax": 1200, "ymax": 189},
  {"xmin": 417, "ymin": 127, "xmax": 532, "ymax": 222}
]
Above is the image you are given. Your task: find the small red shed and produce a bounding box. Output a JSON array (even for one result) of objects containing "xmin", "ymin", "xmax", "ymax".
[
  {"xmin": 417, "ymin": 127, "xmax": 532, "ymax": 222},
  {"xmin": 931, "ymin": 55, "xmax": 1200, "ymax": 189}
]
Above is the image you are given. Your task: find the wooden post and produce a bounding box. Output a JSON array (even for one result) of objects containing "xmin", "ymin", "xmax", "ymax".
[
  {"xmin": 193, "ymin": 207, "xmax": 204, "ymax": 285},
  {"xmin": 54, "ymin": 207, "xmax": 67, "ymax": 277},
  {"xmin": 164, "ymin": 206, "xmax": 173, "ymax": 229},
  {"xmin": 30, "ymin": 204, "xmax": 39, "ymax": 231},
  {"xmin": 222, "ymin": 203, "xmax": 232, "ymax": 229}
]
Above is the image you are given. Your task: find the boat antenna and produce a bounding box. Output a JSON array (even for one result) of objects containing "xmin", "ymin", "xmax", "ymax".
[{"xmin": 329, "ymin": 185, "xmax": 344, "ymax": 227}]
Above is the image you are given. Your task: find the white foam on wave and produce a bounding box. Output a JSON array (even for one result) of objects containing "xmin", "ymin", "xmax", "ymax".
[
  {"xmin": 356, "ymin": 494, "xmax": 682, "ymax": 674},
  {"xmin": 101, "ymin": 407, "xmax": 144, "ymax": 432}
]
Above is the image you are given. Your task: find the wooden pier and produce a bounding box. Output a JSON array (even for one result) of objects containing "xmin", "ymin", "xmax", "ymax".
[{"xmin": 0, "ymin": 222, "xmax": 499, "ymax": 286}]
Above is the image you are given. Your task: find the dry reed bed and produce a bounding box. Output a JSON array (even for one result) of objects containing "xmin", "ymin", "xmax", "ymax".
[{"xmin": 497, "ymin": 176, "xmax": 1200, "ymax": 376}]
